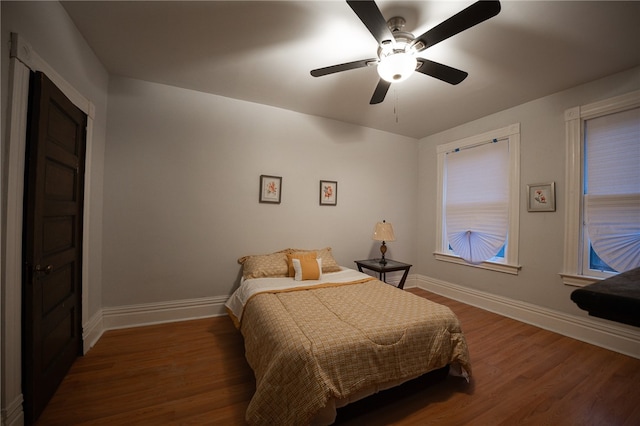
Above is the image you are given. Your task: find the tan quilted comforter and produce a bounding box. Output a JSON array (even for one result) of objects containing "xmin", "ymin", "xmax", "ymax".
[{"xmin": 230, "ymin": 275, "xmax": 471, "ymax": 425}]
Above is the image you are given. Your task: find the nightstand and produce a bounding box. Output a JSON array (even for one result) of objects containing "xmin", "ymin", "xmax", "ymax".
[{"xmin": 354, "ymin": 259, "xmax": 412, "ymax": 289}]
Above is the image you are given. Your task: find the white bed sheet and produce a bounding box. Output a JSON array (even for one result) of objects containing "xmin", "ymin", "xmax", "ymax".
[{"xmin": 225, "ymin": 267, "xmax": 371, "ymax": 323}]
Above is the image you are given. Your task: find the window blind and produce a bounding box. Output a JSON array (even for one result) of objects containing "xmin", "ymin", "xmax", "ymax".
[
  {"xmin": 445, "ymin": 139, "xmax": 509, "ymax": 264},
  {"xmin": 585, "ymin": 107, "xmax": 640, "ymax": 273}
]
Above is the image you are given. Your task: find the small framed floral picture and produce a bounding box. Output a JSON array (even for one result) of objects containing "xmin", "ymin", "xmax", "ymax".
[
  {"xmin": 527, "ymin": 182, "xmax": 555, "ymax": 212},
  {"xmin": 319, "ymin": 180, "xmax": 337, "ymax": 206},
  {"xmin": 259, "ymin": 175, "xmax": 282, "ymax": 204}
]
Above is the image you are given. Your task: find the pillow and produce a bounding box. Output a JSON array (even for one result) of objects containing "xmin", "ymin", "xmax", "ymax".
[
  {"xmin": 288, "ymin": 247, "xmax": 341, "ymax": 273},
  {"xmin": 292, "ymin": 258, "xmax": 322, "ymax": 281},
  {"xmin": 286, "ymin": 251, "xmax": 317, "ymax": 277},
  {"xmin": 237, "ymin": 250, "xmax": 289, "ymax": 279}
]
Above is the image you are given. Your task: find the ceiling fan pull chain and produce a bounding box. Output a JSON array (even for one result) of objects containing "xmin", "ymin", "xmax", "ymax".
[{"xmin": 395, "ymin": 88, "xmax": 399, "ymax": 123}]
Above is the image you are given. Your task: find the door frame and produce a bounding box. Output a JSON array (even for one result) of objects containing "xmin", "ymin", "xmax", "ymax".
[{"xmin": 2, "ymin": 33, "xmax": 95, "ymax": 425}]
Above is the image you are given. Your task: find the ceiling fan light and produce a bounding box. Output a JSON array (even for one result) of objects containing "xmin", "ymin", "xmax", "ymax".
[{"xmin": 377, "ymin": 52, "xmax": 417, "ymax": 83}]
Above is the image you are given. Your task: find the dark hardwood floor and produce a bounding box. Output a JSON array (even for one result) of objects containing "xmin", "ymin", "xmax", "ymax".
[{"xmin": 35, "ymin": 289, "xmax": 640, "ymax": 425}]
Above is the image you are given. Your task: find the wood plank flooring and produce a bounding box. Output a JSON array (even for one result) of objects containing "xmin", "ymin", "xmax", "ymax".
[{"xmin": 35, "ymin": 289, "xmax": 640, "ymax": 425}]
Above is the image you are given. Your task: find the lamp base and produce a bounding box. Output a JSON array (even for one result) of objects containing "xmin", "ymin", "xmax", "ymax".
[{"xmin": 379, "ymin": 241, "xmax": 387, "ymax": 265}]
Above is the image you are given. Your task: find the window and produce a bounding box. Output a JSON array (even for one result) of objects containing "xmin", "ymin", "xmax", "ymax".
[
  {"xmin": 562, "ymin": 90, "xmax": 640, "ymax": 286},
  {"xmin": 435, "ymin": 124, "xmax": 521, "ymax": 274}
]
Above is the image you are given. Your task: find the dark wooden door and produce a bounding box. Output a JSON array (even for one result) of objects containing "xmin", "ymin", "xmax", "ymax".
[{"xmin": 22, "ymin": 71, "xmax": 86, "ymax": 424}]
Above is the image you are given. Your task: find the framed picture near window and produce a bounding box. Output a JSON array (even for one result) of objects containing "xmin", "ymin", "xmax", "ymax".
[
  {"xmin": 527, "ymin": 182, "xmax": 555, "ymax": 212},
  {"xmin": 319, "ymin": 180, "xmax": 337, "ymax": 206},
  {"xmin": 259, "ymin": 175, "xmax": 282, "ymax": 204}
]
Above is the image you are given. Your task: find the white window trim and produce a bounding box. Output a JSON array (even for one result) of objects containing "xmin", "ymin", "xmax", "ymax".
[
  {"xmin": 435, "ymin": 123, "xmax": 521, "ymax": 275},
  {"xmin": 561, "ymin": 89, "xmax": 640, "ymax": 287}
]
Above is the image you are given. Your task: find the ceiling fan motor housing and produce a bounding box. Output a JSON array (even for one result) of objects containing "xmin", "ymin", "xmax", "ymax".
[{"xmin": 376, "ymin": 17, "xmax": 417, "ymax": 82}]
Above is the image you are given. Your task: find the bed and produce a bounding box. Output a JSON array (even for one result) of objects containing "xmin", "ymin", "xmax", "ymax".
[{"xmin": 225, "ymin": 248, "xmax": 471, "ymax": 425}]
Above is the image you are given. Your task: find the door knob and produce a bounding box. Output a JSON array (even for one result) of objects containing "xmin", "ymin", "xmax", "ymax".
[{"xmin": 34, "ymin": 264, "xmax": 53, "ymax": 274}]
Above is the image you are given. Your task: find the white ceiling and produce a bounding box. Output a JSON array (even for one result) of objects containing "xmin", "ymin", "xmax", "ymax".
[{"xmin": 61, "ymin": 1, "xmax": 640, "ymax": 139}]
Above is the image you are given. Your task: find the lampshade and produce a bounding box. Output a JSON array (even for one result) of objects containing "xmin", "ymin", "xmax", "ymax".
[
  {"xmin": 372, "ymin": 221, "xmax": 396, "ymax": 242},
  {"xmin": 377, "ymin": 52, "xmax": 417, "ymax": 83}
]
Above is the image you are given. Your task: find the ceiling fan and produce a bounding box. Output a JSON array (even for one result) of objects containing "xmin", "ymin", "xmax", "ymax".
[{"xmin": 310, "ymin": 0, "xmax": 501, "ymax": 104}]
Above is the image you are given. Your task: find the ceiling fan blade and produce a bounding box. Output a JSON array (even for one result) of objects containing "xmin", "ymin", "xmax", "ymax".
[
  {"xmin": 411, "ymin": 1, "xmax": 501, "ymax": 51},
  {"xmin": 311, "ymin": 58, "xmax": 377, "ymax": 77},
  {"xmin": 370, "ymin": 79, "xmax": 391, "ymax": 104},
  {"xmin": 347, "ymin": 0, "xmax": 395, "ymax": 46},
  {"xmin": 416, "ymin": 59, "xmax": 468, "ymax": 85}
]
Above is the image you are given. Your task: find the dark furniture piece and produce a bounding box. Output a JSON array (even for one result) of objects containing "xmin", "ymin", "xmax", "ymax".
[
  {"xmin": 354, "ymin": 259, "xmax": 412, "ymax": 289},
  {"xmin": 570, "ymin": 267, "xmax": 640, "ymax": 327}
]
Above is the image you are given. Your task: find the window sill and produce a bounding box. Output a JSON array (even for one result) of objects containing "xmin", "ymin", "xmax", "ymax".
[
  {"xmin": 434, "ymin": 252, "xmax": 521, "ymax": 275},
  {"xmin": 560, "ymin": 273, "xmax": 600, "ymax": 287}
]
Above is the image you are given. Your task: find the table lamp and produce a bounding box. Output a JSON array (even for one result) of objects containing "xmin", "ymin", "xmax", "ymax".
[{"xmin": 372, "ymin": 220, "xmax": 396, "ymax": 265}]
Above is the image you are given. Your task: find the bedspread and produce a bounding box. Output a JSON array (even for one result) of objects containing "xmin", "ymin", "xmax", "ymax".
[{"xmin": 236, "ymin": 277, "xmax": 471, "ymax": 425}]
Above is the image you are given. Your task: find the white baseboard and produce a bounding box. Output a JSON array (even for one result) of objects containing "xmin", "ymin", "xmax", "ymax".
[
  {"xmin": 83, "ymin": 276, "xmax": 639, "ymax": 360},
  {"xmin": 101, "ymin": 295, "xmax": 229, "ymax": 331},
  {"xmin": 403, "ymin": 274, "xmax": 418, "ymax": 289},
  {"xmin": 1, "ymin": 394, "xmax": 24, "ymax": 426},
  {"xmin": 83, "ymin": 310, "xmax": 104, "ymax": 354},
  {"xmin": 415, "ymin": 274, "xmax": 640, "ymax": 359}
]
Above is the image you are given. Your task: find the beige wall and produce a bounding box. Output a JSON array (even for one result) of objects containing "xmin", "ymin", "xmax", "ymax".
[
  {"xmin": 102, "ymin": 76, "xmax": 419, "ymax": 306},
  {"xmin": 417, "ymin": 65, "xmax": 640, "ymax": 317}
]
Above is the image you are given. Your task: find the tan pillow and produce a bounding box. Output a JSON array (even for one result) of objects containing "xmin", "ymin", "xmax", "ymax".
[
  {"xmin": 286, "ymin": 251, "xmax": 317, "ymax": 277},
  {"xmin": 292, "ymin": 258, "xmax": 322, "ymax": 281},
  {"xmin": 238, "ymin": 251, "xmax": 289, "ymax": 279},
  {"xmin": 289, "ymin": 247, "xmax": 341, "ymax": 273}
]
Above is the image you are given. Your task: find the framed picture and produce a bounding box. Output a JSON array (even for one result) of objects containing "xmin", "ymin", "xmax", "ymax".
[
  {"xmin": 259, "ymin": 175, "xmax": 282, "ymax": 204},
  {"xmin": 527, "ymin": 182, "xmax": 555, "ymax": 212},
  {"xmin": 319, "ymin": 180, "xmax": 337, "ymax": 206}
]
